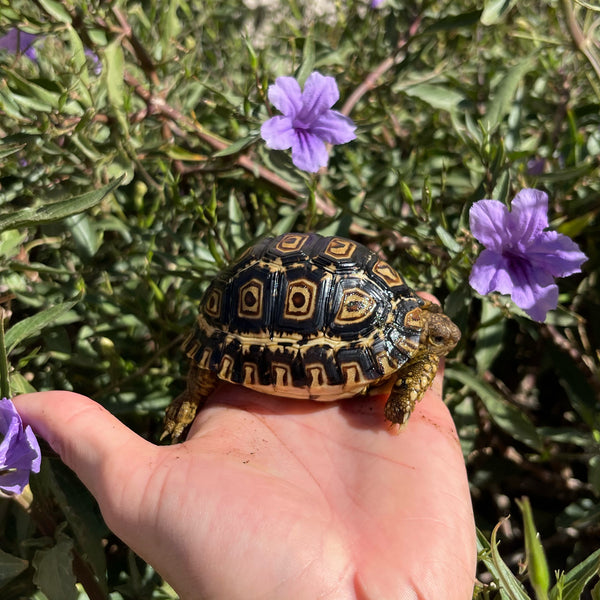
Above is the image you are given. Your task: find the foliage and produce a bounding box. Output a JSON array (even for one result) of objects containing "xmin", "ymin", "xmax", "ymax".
[{"xmin": 0, "ymin": 0, "xmax": 598, "ymax": 598}]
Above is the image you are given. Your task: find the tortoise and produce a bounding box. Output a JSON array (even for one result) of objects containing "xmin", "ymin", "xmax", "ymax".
[{"xmin": 163, "ymin": 232, "xmax": 460, "ymax": 441}]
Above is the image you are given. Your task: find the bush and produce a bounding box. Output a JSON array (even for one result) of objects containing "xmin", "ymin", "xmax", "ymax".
[{"xmin": 0, "ymin": 1, "xmax": 598, "ymax": 598}]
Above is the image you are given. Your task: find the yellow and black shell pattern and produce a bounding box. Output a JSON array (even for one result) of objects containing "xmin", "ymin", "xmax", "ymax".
[{"xmin": 182, "ymin": 232, "xmax": 426, "ymax": 400}]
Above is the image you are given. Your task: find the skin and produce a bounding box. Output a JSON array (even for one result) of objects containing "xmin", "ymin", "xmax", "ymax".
[{"xmin": 13, "ymin": 359, "xmax": 476, "ymax": 599}]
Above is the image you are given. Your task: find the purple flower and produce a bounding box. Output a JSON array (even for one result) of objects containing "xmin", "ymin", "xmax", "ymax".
[
  {"xmin": 260, "ymin": 71, "xmax": 356, "ymax": 172},
  {"xmin": 526, "ymin": 157, "xmax": 546, "ymax": 176},
  {"xmin": 469, "ymin": 189, "xmax": 588, "ymax": 322},
  {"xmin": 371, "ymin": 0, "xmax": 385, "ymax": 7},
  {"xmin": 0, "ymin": 398, "xmax": 41, "ymax": 495},
  {"xmin": 85, "ymin": 48, "xmax": 102, "ymax": 75},
  {"xmin": 0, "ymin": 29, "xmax": 39, "ymax": 61}
]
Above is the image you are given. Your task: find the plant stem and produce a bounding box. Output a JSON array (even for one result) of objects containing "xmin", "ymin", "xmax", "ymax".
[
  {"xmin": 0, "ymin": 309, "xmax": 10, "ymax": 399},
  {"xmin": 561, "ymin": 0, "xmax": 600, "ymax": 81}
]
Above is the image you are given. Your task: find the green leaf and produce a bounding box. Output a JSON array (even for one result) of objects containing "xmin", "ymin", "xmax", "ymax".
[
  {"xmin": 0, "ymin": 548, "xmax": 28, "ymax": 587},
  {"xmin": 66, "ymin": 213, "xmax": 101, "ymax": 258},
  {"xmin": 0, "ymin": 142, "xmax": 26, "ymax": 159},
  {"xmin": 0, "ymin": 175, "xmax": 124, "ymax": 233},
  {"xmin": 104, "ymin": 41, "xmax": 128, "ymax": 135},
  {"xmin": 4, "ymin": 71, "xmax": 62, "ymax": 112},
  {"xmin": 32, "ymin": 535, "xmax": 78, "ymax": 600},
  {"xmin": 0, "ymin": 307, "xmax": 9, "ymax": 399},
  {"xmin": 550, "ymin": 547, "xmax": 600, "ymax": 600},
  {"xmin": 8, "ymin": 371, "xmax": 36, "ymax": 395},
  {"xmin": 480, "ymin": 0, "xmax": 518, "ymax": 25},
  {"xmin": 485, "ymin": 57, "xmax": 535, "ymax": 131},
  {"xmin": 4, "ymin": 299, "xmax": 80, "ymax": 355},
  {"xmin": 37, "ymin": 0, "xmax": 72, "ymax": 22},
  {"xmin": 421, "ymin": 10, "xmax": 482, "ymax": 34},
  {"xmin": 165, "ymin": 145, "xmax": 207, "ymax": 161},
  {"xmin": 517, "ymin": 497, "xmax": 550, "ymax": 600},
  {"xmin": 50, "ymin": 462, "xmax": 109, "ymax": 597},
  {"xmin": 66, "ymin": 25, "xmax": 91, "ymax": 101},
  {"xmin": 403, "ymin": 83, "xmax": 467, "ymax": 113},
  {"xmin": 295, "ymin": 31, "xmax": 315, "ymax": 87},
  {"xmin": 537, "ymin": 161, "xmax": 597, "ymax": 183},
  {"xmin": 446, "ymin": 363, "xmax": 544, "ymax": 451},
  {"xmin": 212, "ymin": 134, "xmax": 258, "ymax": 158},
  {"xmin": 435, "ymin": 224, "xmax": 462, "ymax": 253},
  {"xmin": 477, "ymin": 526, "xmax": 532, "ymax": 600},
  {"xmin": 0, "ymin": 229, "xmax": 26, "ymax": 260},
  {"xmin": 473, "ymin": 300, "xmax": 505, "ymax": 373}
]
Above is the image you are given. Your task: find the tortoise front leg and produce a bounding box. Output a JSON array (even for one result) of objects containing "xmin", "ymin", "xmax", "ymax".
[
  {"xmin": 162, "ymin": 363, "xmax": 218, "ymax": 442},
  {"xmin": 384, "ymin": 354, "xmax": 439, "ymax": 425}
]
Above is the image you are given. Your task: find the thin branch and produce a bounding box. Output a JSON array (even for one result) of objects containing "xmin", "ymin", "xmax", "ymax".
[
  {"xmin": 340, "ymin": 16, "xmax": 422, "ymax": 117},
  {"xmin": 561, "ymin": 0, "xmax": 600, "ymax": 81},
  {"xmin": 123, "ymin": 72, "xmax": 304, "ymax": 200}
]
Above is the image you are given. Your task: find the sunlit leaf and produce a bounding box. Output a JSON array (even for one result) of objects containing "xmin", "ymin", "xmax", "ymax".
[{"xmin": 0, "ymin": 176, "xmax": 124, "ymax": 233}]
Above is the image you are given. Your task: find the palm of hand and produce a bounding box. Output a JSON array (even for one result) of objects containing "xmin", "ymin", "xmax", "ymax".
[{"xmin": 16, "ymin": 377, "xmax": 475, "ymax": 600}]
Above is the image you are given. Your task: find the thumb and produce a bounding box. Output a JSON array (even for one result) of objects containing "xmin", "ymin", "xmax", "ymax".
[{"xmin": 13, "ymin": 391, "xmax": 157, "ymax": 507}]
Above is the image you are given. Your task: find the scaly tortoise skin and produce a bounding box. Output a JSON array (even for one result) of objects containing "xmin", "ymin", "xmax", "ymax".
[{"xmin": 163, "ymin": 232, "xmax": 460, "ymax": 441}]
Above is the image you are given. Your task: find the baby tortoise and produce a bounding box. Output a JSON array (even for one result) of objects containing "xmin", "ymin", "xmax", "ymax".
[{"xmin": 163, "ymin": 232, "xmax": 460, "ymax": 441}]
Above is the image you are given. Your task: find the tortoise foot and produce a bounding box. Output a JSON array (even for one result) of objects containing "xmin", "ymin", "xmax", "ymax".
[{"xmin": 161, "ymin": 392, "xmax": 199, "ymax": 443}]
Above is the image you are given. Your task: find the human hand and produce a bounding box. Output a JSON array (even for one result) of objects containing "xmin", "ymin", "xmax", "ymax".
[{"xmin": 14, "ymin": 362, "xmax": 475, "ymax": 600}]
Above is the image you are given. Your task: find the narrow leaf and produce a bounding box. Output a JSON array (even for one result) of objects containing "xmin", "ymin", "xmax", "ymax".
[
  {"xmin": 0, "ymin": 143, "xmax": 26, "ymax": 159},
  {"xmin": 32, "ymin": 535, "xmax": 78, "ymax": 600},
  {"xmin": 485, "ymin": 57, "xmax": 535, "ymax": 131},
  {"xmin": 65, "ymin": 213, "xmax": 100, "ymax": 258},
  {"xmin": 550, "ymin": 547, "xmax": 600, "ymax": 600},
  {"xmin": 37, "ymin": 0, "xmax": 72, "ymax": 23},
  {"xmin": 422, "ymin": 10, "xmax": 482, "ymax": 33},
  {"xmin": 516, "ymin": 497, "xmax": 550, "ymax": 600},
  {"xmin": 212, "ymin": 134, "xmax": 258, "ymax": 158},
  {"xmin": 5, "ymin": 299, "xmax": 80, "ymax": 355},
  {"xmin": 477, "ymin": 526, "xmax": 532, "ymax": 600},
  {"xmin": 446, "ymin": 364, "xmax": 544, "ymax": 451},
  {"xmin": 403, "ymin": 83, "xmax": 467, "ymax": 113},
  {"xmin": 0, "ymin": 548, "xmax": 28, "ymax": 587},
  {"xmin": 296, "ymin": 31, "xmax": 315, "ymax": 87},
  {"xmin": 0, "ymin": 175, "xmax": 124, "ymax": 233},
  {"xmin": 481, "ymin": 0, "xmax": 518, "ymax": 25},
  {"xmin": 104, "ymin": 41, "xmax": 128, "ymax": 134},
  {"xmin": 5, "ymin": 70, "xmax": 62, "ymax": 111},
  {"xmin": 66, "ymin": 25, "xmax": 91, "ymax": 98},
  {"xmin": 0, "ymin": 310, "xmax": 9, "ymax": 405}
]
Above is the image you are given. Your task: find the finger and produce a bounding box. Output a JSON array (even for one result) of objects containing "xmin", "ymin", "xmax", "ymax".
[{"xmin": 13, "ymin": 391, "xmax": 156, "ymax": 501}]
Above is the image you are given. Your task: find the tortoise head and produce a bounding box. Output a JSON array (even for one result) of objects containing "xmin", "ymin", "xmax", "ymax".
[{"xmin": 420, "ymin": 303, "xmax": 461, "ymax": 357}]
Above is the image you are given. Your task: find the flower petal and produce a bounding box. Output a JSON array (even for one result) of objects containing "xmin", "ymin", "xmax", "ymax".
[
  {"xmin": 26, "ymin": 426, "xmax": 42, "ymax": 473},
  {"xmin": 268, "ymin": 77, "xmax": 302, "ymax": 117},
  {"xmin": 526, "ymin": 230, "xmax": 588, "ymax": 278},
  {"xmin": 506, "ymin": 259, "xmax": 558, "ymax": 322},
  {"xmin": 0, "ymin": 398, "xmax": 41, "ymax": 495},
  {"xmin": 296, "ymin": 72, "xmax": 340, "ymax": 124},
  {"xmin": 0, "ymin": 29, "xmax": 39, "ymax": 61},
  {"xmin": 469, "ymin": 200, "xmax": 511, "ymax": 253},
  {"xmin": 0, "ymin": 469, "xmax": 33, "ymax": 495},
  {"xmin": 508, "ymin": 188, "xmax": 549, "ymax": 246},
  {"xmin": 469, "ymin": 249, "xmax": 512, "ymax": 295},
  {"xmin": 3, "ymin": 427, "xmax": 41, "ymax": 472},
  {"xmin": 470, "ymin": 250, "xmax": 559, "ymax": 321},
  {"xmin": 260, "ymin": 116, "xmax": 296, "ymax": 150},
  {"xmin": 311, "ymin": 110, "xmax": 356, "ymax": 144},
  {"xmin": 291, "ymin": 130, "xmax": 329, "ymax": 172}
]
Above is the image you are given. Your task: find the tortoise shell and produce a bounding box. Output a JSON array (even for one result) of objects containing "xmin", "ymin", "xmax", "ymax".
[{"xmin": 182, "ymin": 232, "xmax": 432, "ymax": 400}]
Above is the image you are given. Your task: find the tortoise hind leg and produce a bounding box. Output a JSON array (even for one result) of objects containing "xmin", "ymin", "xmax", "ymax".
[
  {"xmin": 162, "ymin": 363, "xmax": 218, "ymax": 442},
  {"xmin": 384, "ymin": 354, "xmax": 439, "ymax": 425}
]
